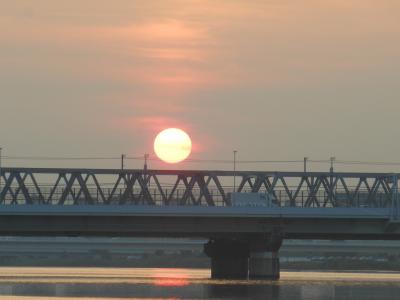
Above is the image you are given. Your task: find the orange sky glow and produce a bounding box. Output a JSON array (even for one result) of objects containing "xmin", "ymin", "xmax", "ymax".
[{"xmin": 1, "ymin": 1, "xmax": 400, "ymax": 170}]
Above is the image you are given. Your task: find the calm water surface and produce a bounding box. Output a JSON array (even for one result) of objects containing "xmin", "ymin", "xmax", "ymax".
[{"xmin": 0, "ymin": 267, "xmax": 400, "ymax": 299}]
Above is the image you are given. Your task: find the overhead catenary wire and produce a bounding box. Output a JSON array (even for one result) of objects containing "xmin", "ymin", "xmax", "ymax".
[
  {"xmin": 335, "ymin": 160, "xmax": 400, "ymax": 166},
  {"xmin": 3, "ymin": 156, "xmax": 142, "ymax": 161},
  {"xmin": 3, "ymin": 155, "xmax": 400, "ymax": 167},
  {"xmin": 2, "ymin": 156, "xmax": 305, "ymax": 163}
]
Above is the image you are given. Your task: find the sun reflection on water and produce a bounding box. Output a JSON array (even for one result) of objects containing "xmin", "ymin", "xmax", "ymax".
[{"xmin": 151, "ymin": 268, "xmax": 190, "ymax": 287}]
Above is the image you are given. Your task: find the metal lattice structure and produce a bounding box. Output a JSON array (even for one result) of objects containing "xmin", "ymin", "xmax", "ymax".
[{"xmin": 0, "ymin": 168, "xmax": 399, "ymax": 211}]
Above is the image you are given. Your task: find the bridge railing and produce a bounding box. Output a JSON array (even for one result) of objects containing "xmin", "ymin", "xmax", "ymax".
[
  {"xmin": 0, "ymin": 168, "xmax": 399, "ymax": 209},
  {"xmin": 0, "ymin": 187, "xmax": 395, "ymax": 208}
]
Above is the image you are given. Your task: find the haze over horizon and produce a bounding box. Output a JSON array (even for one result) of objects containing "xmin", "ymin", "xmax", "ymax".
[{"xmin": 1, "ymin": 1, "xmax": 399, "ymax": 172}]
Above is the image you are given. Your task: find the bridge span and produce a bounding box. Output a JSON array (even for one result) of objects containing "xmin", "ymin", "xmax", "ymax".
[{"xmin": 0, "ymin": 167, "xmax": 399, "ymax": 280}]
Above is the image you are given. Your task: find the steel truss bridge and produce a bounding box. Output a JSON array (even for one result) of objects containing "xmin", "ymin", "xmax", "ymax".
[
  {"xmin": 0, "ymin": 168, "xmax": 399, "ymax": 212},
  {"xmin": 1, "ymin": 167, "xmax": 400, "ymax": 279}
]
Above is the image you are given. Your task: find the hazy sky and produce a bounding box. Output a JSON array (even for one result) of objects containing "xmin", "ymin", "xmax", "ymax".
[{"xmin": 1, "ymin": 1, "xmax": 399, "ymax": 171}]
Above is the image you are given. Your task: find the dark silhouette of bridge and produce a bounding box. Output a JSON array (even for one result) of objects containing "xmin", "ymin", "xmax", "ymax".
[{"xmin": 0, "ymin": 167, "xmax": 399, "ymax": 279}]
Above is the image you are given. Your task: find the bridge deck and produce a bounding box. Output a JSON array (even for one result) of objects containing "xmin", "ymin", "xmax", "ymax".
[
  {"xmin": 0, "ymin": 205, "xmax": 397, "ymax": 240},
  {"xmin": 0, "ymin": 205, "xmax": 392, "ymax": 219}
]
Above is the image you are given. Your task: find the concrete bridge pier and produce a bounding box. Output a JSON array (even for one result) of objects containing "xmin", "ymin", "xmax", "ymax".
[
  {"xmin": 249, "ymin": 251, "xmax": 280, "ymax": 279},
  {"xmin": 248, "ymin": 229, "xmax": 283, "ymax": 280},
  {"xmin": 204, "ymin": 230, "xmax": 283, "ymax": 280},
  {"xmin": 204, "ymin": 239, "xmax": 250, "ymax": 279}
]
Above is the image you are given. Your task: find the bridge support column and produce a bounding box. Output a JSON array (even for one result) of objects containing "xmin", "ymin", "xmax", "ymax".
[
  {"xmin": 204, "ymin": 239, "xmax": 250, "ymax": 279},
  {"xmin": 248, "ymin": 228, "xmax": 283, "ymax": 280},
  {"xmin": 249, "ymin": 251, "xmax": 280, "ymax": 280}
]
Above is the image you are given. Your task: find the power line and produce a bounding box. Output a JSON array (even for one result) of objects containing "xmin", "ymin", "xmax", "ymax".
[
  {"xmin": 335, "ymin": 160, "xmax": 400, "ymax": 166},
  {"xmin": 2, "ymin": 156, "xmax": 304, "ymax": 164},
  {"xmin": 3, "ymin": 155, "xmax": 400, "ymax": 167},
  {"xmin": 181, "ymin": 159, "xmax": 306, "ymax": 164},
  {"xmin": 3, "ymin": 156, "xmax": 121, "ymax": 161}
]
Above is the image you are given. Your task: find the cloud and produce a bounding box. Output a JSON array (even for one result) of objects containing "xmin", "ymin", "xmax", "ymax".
[{"xmin": 1, "ymin": 0, "xmax": 400, "ymax": 165}]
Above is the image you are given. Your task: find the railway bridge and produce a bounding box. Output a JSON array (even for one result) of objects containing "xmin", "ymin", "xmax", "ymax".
[{"xmin": 0, "ymin": 167, "xmax": 399, "ymax": 279}]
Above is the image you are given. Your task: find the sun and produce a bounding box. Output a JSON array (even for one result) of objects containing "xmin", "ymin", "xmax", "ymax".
[{"xmin": 154, "ymin": 128, "xmax": 192, "ymax": 163}]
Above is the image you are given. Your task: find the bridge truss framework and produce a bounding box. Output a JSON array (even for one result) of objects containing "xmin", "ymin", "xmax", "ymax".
[{"xmin": 0, "ymin": 168, "xmax": 399, "ymax": 216}]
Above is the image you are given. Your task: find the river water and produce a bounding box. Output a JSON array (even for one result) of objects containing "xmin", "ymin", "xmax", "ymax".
[{"xmin": 0, "ymin": 267, "xmax": 400, "ymax": 299}]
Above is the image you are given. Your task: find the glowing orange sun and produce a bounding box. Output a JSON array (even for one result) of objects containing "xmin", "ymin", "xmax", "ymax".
[{"xmin": 154, "ymin": 128, "xmax": 192, "ymax": 163}]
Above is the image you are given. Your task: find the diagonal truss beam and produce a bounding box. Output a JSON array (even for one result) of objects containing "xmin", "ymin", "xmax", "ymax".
[{"xmin": 0, "ymin": 168, "xmax": 398, "ymax": 208}]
